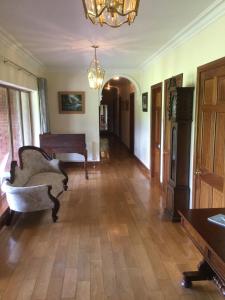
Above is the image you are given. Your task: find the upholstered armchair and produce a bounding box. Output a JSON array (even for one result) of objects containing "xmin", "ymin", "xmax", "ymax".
[{"xmin": 2, "ymin": 146, "xmax": 68, "ymax": 224}]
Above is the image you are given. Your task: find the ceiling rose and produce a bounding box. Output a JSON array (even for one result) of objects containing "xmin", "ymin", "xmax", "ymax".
[{"xmin": 82, "ymin": 0, "xmax": 140, "ymax": 28}]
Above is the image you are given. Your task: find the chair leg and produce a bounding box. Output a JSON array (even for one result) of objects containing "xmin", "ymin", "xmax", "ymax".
[
  {"xmin": 6, "ymin": 209, "xmax": 15, "ymax": 226},
  {"xmin": 63, "ymin": 178, "xmax": 68, "ymax": 191},
  {"xmin": 52, "ymin": 198, "xmax": 60, "ymax": 222}
]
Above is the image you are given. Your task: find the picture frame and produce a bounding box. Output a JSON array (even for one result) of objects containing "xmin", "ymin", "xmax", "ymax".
[
  {"xmin": 58, "ymin": 91, "xmax": 85, "ymax": 114},
  {"xmin": 142, "ymin": 92, "xmax": 148, "ymax": 112}
]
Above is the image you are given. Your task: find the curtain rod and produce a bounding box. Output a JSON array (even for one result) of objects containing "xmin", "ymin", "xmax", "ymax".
[{"xmin": 1, "ymin": 56, "xmax": 38, "ymax": 79}]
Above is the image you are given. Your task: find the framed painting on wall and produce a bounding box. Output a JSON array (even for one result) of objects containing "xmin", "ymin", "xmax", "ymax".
[
  {"xmin": 58, "ymin": 91, "xmax": 85, "ymax": 114},
  {"xmin": 142, "ymin": 92, "xmax": 148, "ymax": 112}
]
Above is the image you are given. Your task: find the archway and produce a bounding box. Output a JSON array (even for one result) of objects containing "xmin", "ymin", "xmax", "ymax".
[{"xmin": 99, "ymin": 76, "xmax": 136, "ymax": 159}]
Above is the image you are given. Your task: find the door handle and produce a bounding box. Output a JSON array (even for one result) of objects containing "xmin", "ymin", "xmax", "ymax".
[{"xmin": 195, "ymin": 169, "xmax": 202, "ymax": 175}]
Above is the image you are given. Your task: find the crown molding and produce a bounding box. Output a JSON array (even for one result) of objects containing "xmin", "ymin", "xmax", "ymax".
[
  {"xmin": 0, "ymin": 26, "xmax": 43, "ymax": 67},
  {"xmin": 46, "ymin": 65, "xmax": 138, "ymax": 74},
  {"xmin": 140, "ymin": 0, "xmax": 225, "ymax": 70}
]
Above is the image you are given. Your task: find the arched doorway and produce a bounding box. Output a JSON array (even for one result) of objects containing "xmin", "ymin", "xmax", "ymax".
[{"xmin": 99, "ymin": 77, "xmax": 136, "ymax": 158}]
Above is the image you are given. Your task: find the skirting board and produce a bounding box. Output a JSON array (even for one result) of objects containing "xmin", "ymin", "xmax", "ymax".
[{"xmin": 133, "ymin": 155, "xmax": 151, "ymax": 179}]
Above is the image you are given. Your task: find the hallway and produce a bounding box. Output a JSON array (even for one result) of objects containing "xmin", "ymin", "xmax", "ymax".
[{"xmin": 0, "ymin": 138, "xmax": 222, "ymax": 300}]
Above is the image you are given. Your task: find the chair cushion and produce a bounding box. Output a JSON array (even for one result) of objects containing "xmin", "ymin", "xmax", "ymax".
[{"xmin": 25, "ymin": 172, "xmax": 65, "ymax": 198}]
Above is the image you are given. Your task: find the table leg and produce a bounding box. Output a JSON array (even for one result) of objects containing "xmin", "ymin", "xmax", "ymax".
[
  {"xmin": 181, "ymin": 260, "xmax": 215, "ymax": 288},
  {"xmin": 84, "ymin": 161, "xmax": 88, "ymax": 179}
]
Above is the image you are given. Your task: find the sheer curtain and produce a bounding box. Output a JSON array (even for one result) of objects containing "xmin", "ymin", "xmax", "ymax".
[{"xmin": 37, "ymin": 78, "xmax": 50, "ymax": 133}]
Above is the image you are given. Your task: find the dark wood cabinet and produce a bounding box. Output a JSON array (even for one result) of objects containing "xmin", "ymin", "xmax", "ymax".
[{"xmin": 165, "ymin": 87, "xmax": 194, "ymax": 221}]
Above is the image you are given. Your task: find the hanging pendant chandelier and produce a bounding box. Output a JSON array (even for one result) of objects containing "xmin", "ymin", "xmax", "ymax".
[
  {"xmin": 82, "ymin": 0, "xmax": 140, "ymax": 28},
  {"xmin": 88, "ymin": 45, "xmax": 105, "ymax": 89}
]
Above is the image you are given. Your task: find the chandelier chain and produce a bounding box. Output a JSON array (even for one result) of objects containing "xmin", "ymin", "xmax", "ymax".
[{"xmin": 87, "ymin": 45, "xmax": 105, "ymax": 90}]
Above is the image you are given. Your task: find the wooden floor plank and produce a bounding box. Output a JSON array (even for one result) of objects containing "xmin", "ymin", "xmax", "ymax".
[
  {"xmin": 75, "ymin": 281, "xmax": 90, "ymax": 300},
  {"xmin": 61, "ymin": 268, "xmax": 77, "ymax": 299},
  {"xmin": 0, "ymin": 137, "xmax": 223, "ymax": 299}
]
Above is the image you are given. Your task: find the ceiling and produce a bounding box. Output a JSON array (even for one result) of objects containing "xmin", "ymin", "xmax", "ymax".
[{"xmin": 0, "ymin": 0, "xmax": 215, "ymax": 70}]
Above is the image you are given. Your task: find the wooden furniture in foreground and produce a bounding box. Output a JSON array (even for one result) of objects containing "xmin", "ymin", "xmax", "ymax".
[
  {"xmin": 0, "ymin": 138, "xmax": 221, "ymax": 299},
  {"xmin": 2, "ymin": 146, "xmax": 68, "ymax": 224},
  {"xmin": 179, "ymin": 208, "xmax": 225, "ymax": 296},
  {"xmin": 40, "ymin": 133, "xmax": 88, "ymax": 179},
  {"xmin": 165, "ymin": 87, "xmax": 194, "ymax": 221},
  {"xmin": 194, "ymin": 57, "xmax": 225, "ymax": 208}
]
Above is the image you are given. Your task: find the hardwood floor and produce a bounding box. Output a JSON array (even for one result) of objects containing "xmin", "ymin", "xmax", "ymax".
[{"xmin": 0, "ymin": 137, "xmax": 223, "ymax": 300}]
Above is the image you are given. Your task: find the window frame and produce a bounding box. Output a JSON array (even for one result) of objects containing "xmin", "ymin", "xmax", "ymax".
[
  {"xmin": 0, "ymin": 84, "xmax": 33, "ymax": 159},
  {"xmin": 0, "ymin": 84, "xmax": 34, "ymax": 215}
]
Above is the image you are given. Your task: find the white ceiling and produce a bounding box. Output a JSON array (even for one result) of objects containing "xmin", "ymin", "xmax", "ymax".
[{"xmin": 0, "ymin": 0, "xmax": 215, "ymax": 69}]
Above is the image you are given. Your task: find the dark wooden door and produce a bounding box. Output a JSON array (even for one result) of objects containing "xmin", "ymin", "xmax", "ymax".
[
  {"xmin": 119, "ymin": 96, "xmax": 122, "ymax": 139},
  {"xmin": 163, "ymin": 74, "xmax": 183, "ymax": 188},
  {"xmin": 151, "ymin": 83, "xmax": 162, "ymax": 178},
  {"xmin": 113, "ymin": 91, "xmax": 118, "ymax": 135},
  {"xmin": 194, "ymin": 58, "xmax": 225, "ymax": 208},
  {"xmin": 130, "ymin": 93, "xmax": 134, "ymax": 154}
]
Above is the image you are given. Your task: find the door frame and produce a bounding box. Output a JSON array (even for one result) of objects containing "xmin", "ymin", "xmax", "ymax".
[
  {"xmin": 150, "ymin": 82, "xmax": 162, "ymax": 178},
  {"xmin": 192, "ymin": 56, "xmax": 225, "ymax": 208},
  {"xmin": 129, "ymin": 92, "xmax": 135, "ymax": 154},
  {"xmin": 119, "ymin": 96, "xmax": 122, "ymax": 140}
]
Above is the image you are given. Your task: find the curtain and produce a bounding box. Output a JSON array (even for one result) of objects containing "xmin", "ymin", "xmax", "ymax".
[{"xmin": 37, "ymin": 78, "xmax": 50, "ymax": 133}]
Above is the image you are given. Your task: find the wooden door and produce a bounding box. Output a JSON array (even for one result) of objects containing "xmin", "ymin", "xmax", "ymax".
[
  {"xmin": 151, "ymin": 83, "xmax": 162, "ymax": 178},
  {"xmin": 119, "ymin": 96, "xmax": 122, "ymax": 139},
  {"xmin": 194, "ymin": 58, "xmax": 225, "ymax": 208},
  {"xmin": 163, "ymin": 74, "xmax": 183, "ymax": 189},
  {"xmin": 130, "ymin": 92, "xmax": 134, "ymax": 154},
  {"xmin": 113, "ymin": 90, "xmax": 118, "ymax": 135}
]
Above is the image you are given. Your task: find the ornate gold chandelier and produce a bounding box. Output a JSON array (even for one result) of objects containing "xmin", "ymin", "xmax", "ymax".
[
  {"xmin": 88, "ymin": 45, "xmax": 105, "ymax": 89},
  {"xmin": 82, "ymin": 0, "xmax": 140, "ymax": 28}
]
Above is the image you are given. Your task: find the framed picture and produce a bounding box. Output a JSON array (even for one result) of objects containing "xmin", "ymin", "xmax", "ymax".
[
  {"xmin": 142, "ymin": 92, "xmax": 148, "ymax": 112},
  {"xmin": 58, "ymin": 91, "xmax": 85, "ymax": 114}
]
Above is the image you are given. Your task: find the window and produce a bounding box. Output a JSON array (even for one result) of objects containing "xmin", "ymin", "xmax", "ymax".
[
  {"xmin": 0, "ymin": 87, "xmax": 11, "ymax": 175},
  {"xmin": 0, "ymin": 85, "xmax": 33, "ymax": 195},
  {"xmin": 9, "ymin": 89, "xmax": 24, "ymax": 162}
]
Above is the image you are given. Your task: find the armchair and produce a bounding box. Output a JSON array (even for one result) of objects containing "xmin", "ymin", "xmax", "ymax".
[{"xmin": 2, "ymin": 146, "xmax": 68, "ymax": 224}]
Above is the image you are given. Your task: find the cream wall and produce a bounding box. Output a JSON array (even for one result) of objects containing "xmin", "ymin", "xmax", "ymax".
[
  {"xmin": 1, "ymin": 11, "xmax": 225, "ymax": 191},
  {"xmin": 46, "ymin": 70, "xmax": 140, "ymax": 162},
  {"xmin": 135, "ymin": 13, "xmax": 225, "ymax": 205},
  {"xmin": 46, "ymin": 71, "xmax": 100, "ymax": 161},
  {"xmin": 0, "ymin": 30, "xmax": 43, "ymax": 147},
  {"xmin": 0, "ymin": 29, "xmax": 44, "ymax": 91}
]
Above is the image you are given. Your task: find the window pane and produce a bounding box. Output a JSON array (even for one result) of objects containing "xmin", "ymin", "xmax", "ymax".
[
  {"xmin": 9, "ymin": 89, "xmax": 23, "ymax": 161},
  {"xmin": 21, "ymin": 92, "xmax": 32, "ymax": 145},
  {"xmin": 0, "ymin": 87, "xmax": 11, "ymax": 174}
]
